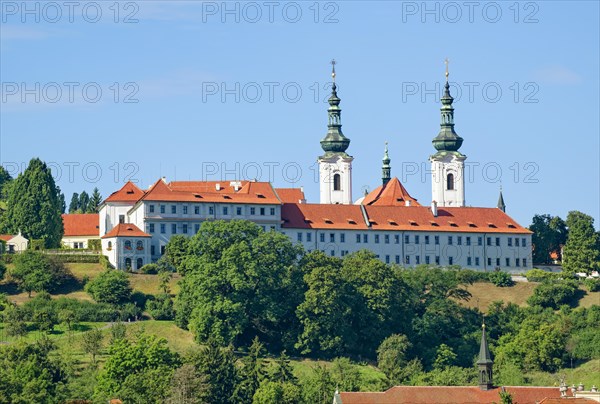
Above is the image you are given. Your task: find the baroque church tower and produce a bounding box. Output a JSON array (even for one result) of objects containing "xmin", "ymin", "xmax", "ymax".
[
  {"xmin": 430, "ymin": 60, "xmax": 466, "ymax": 207},
  {"xmin": 319, "ymin": 60, "xmax": 353, "ymax": 204}
]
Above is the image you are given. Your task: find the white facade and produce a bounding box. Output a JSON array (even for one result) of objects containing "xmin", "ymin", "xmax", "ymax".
[
  {"xmin": 431, "ymin": 154, "xmax": 466, "ymax": 207},
  {"xmin": 282, "ymin": 228, "xmax": 533, "ymax": 271},
  {"xmin": 1, "ymin": 233, "xmax": 29, "ymax": 253},
  {"xmin": 319, "ymin": 155, "xmax": 353, "ymax": 205},
  {"xmin": 62, "ymin": 235, "xmax": 99, "ymax": 249},
  {"xmin": 101, "ymin": 235, "xmax": 151, "ymax": 270}
]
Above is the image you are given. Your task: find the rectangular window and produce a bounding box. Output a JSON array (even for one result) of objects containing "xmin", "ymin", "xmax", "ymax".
[
  {"xmin": 449, "ymin": 257, "xmax": 453, "ymax": 265},
  {"xmin": 416, "ymin": 256, "xmax": 421, "ymax": 265},
  {"xmin": 195, "ymin": 206, "xmax": 200, "ymax": 215},
  {"xmin": 270, "ymin": 207, "xmax": 275, "ymax": 216},
  {"xmin": 496, "ymin": 258, "xmax": 500, "ymax": 266},
  {"xmin": 516, "ymin": 258, "xmax": 520, "ymax": 267},
  {"xmin": 425, "ymin": 235, "xmax": 430, "ymax": 245},
  {"xmin": 405, "ymin": 255, "xmax": 410, "ymax": 265},
  {"xmin": 505, "ymin": 258, "xmax": 510, "ymax": 266},
  {"xmin": 260, "ymin": 207, "xmax": 265, "ymax": 216},
  {"xmin": 320, "ymin": 233, "xmax": 325, "ymax": 243},
  {"xmin": 415, "ymin": 235, "xmax": 420, "ymax": 244},
  {"xmin": 330, "ymin": 233, "xmax": 335, "ymax": 243},
  {"xmin": 151, "ymin": 245, "xmax": 155, "ymax": 255},
  {"xmin": 183, "ymin": 206, "xmax": 188, "ymax": 214},
  {"xmin": 250, "ymin": 207, "xmax": 256, "ymax": 215},
  {"xmin": 522, "ymin": 238, "xmax": 526, "ymax": 247},
  {"xmin": 487, "ymin": 257, "xmax": 492, "ymax": 266},
  {"xmin": 385, "ymin": 255, "xmax": 390, "ymax": 264},
  {"xmin": 236, "ymin": 207, "xmax": 242, "ymax": 215},
  {"xmin": 425, "ymin": 256, "xmax": 430, "ymax": 265},
  {"xmin": 478, "ymin": 237, "xmax": 483, "ymax": 246},
  {"xmin": 223, "ymin": 207, "xmax": 228, "ymax": 215},
  {"xmin": 340, "ymin": 233, "xmax": 345, "ymax": 243},
  {"xmin": 270, "ymin": 226, "xmax": 275, "ymax": 231},
  {"xmin": 467, "ymin": 257, "xmax": 472, "ymax": 266},
  {"xmin": 149, "ymin": 205, "xmax": 155, "ymax": 213},
  {"xmin": 508, "ymin": 237, "xmax": 512, "ymax": 247},
  {"xmin": 183, "ymin": 224, "xmax": 188, "ymax": 234},
  {"xmin": 395, "ymin": 255, "xmax": 400, "ymax": 264},
  {"xmin": 475, "ymin": 257, "xmax": 480, "ymax": 266},
  {"xmin": 395, "ymin": 235, "xmax": 400, "ymax": 244},
  {"xmin": 523, "ymin": 259, "xmax": 527, "ymax": 267},
  {"xmin": 160, "ymin": 224, "xmax": 165, "ymax": 234},
  {"xmin": 307, "ymin": 233, "xmax": 312, "ymax": 242},
  {"xmin": 363, "ymin": 234, "xmax": 368, "ymax": 243},
  {"xmin": 375, "ymin": 234, "xmax": 380, "ymax": 244},
  {"xmin": 496, "ymin": 237, "xmax": 500, "ymax": 246},
  {"xmin": 457, "ymin": 236, "xmax": 462, "ymax": 246},
  {"xmin": 330, "ymin": 250, "xmax": 335, "ymax": 257},
  {"xmin": 209, "ymin": 206, "xmax": 214, "ymax": 215},
  {"xmin": 487, "ymin": 237, "xmax": 492, "ymax": 246},
  {"xmin": 435, "ymin": 236, "xmax": 440, "ymax": 245},
  {"xmin": 119, "ymin": 215, "xmax": 125, "ymax": 224},
  {"xmin": 515, "ymin": 238, "xmax": 520, "ymax": 247},
  {"xmin": 404, "ymin": 235, "xmax": 410, "ymax": 244},
  {"xmin": 435, "ymin": 256, "xmax": 440, "ymax": 265},
  {"xmin": 171, "ymin": 205, "xmax": 176, "ymax": 214},
  {"xmin": 384, "ymin": 234, "xmax": 390, "ymax": 244},
  {"xmin": 161, "ymin": 245, "xmax": 165, "ymax": 255},
  {"xmin": 160, "ymin": 205, "xmax": 165, "ymax": 214},
  {"xmin": 171, "ymin": 224, "xmax": 177, "ymax": 234},
  {"xmin": 356, "ymin": 234, "xmax": 361, "ymax": 243},
  {"xmin": 194, "ymin": 224, "xmax": 200, "ymax": 233},
  {"xmin": 297, "ymin": 232, "xmax": 303, "ymax": 242},
  {"xmin": 466, "ymin": 236, "xmax": 471, "ymax": 246},
  {"xmin": 448, "ymin": 236, "xmax": 453, "ymax": 245},
  {"xmin": 149, "ymin": 223, "xmax": 155, "ymax": 233}
]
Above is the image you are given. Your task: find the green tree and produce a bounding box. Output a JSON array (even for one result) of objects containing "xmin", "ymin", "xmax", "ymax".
[
  {"xmin": 78, "ymin": 191, "xmax": 90, "ymax": 214},
  {"xmin": 433, "ymin": 344, "xmax": 458, "ymax": 370},
  {"xmin": 529, "ymin": 214, "xmax": 568, "ymax": 264},
  {"xmin": 167, "ymin": 364, "xmax": 207, "ymax": 404},
  {"xmin": 527, "ymin": 280, "xmax": 579, "ymax": 309},
  {"xmin": 562, "ymin": 211, "xmax": 600, "ymax": 274},
  {"xmin": 235, "ymin": 337, "xmax": 267, "ymax": 402},
  {"xmin": 377, "ymin": 334, "xmax": 412, "ymax": 385},
  {"xmin": 271, "ymin": 350, "xmax": 296, "ymax": 384},
  {"xmin": 0, "ymin": 339, "xmax": 68, "ymax": 403},
  {"xmin": 189, "ymin": 339, "xmax": 238, "ymax": 404},
  {"xmin": 301, "ymin": 364, "xmax": 335, "ymax": 404},
  {"xmin": 81, "ymin": 328, "xmax": 104, "ymax": 364},
  {"xmin": 0, "ymin": 165, "xmax": 12, "ymax": 199},
  {"xmin": 85, "ymin": 269, "xmax": 132, "ymax": 305},
  {"xmin": 3, "ymin": 158, "xmax": 64, "ymax": 247},
  {"xmin": 177, "ymin": 220, "xmax": 304, "ymax": 349},
  {"xmin": 0, "ymin": 261, "xmax": 5, "ymax": 281},
  {"xmin": 164, "ymin": 234, "xmax": 190, "ymax": 270},
  {"xmin": 253, "ymin": 381, "xmax": 301, "ymax": 404},
  {"xmin": 56, "ymin": 186, "xmax": 66, "ymax": 214},
  {"xmin": 88, "ymin": 187, "xmax": 102, "ymax": 213},
  {"xmin": 330, "ymin": 357, "xmax": 362, "ymax": 392},
  {"xmin": 4, "ymin": 304, "xmax": 27, "ymax": 338},
  {"xmin": 94, "ymin": 333, "xmax": 180, "ymax": 403},
  {"xmin": 68, "ymin": 192, "xmax": 79, "ymax": 213},
  {"xmin": 10, "ymin": 251, "xmax": 72, "ymax": 296}
]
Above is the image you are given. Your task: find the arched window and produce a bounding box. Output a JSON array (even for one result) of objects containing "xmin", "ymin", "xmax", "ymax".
[
  {"xmin": 136, "ymin": 258, "xmax": 143, "ymax": 270},
  {"xmin": 125, "ymin": 258, "xmax": 132, "ymax": 270},
  {"xmin": 107, "ymin": 241, "xmax": 113, "ymax": 250},
  {"xmin": 447, "ymin": 173, "xmax": 454, "ymax": 190},
  {"xmin": 124, "ymin": 240, "xmax": 132, "ymax": 250},
  {"xmin": 333, "ymin": 173, "xmax": 341, "ymax": 191},
  {"xmin": 136, "ymin": 240, "xmax": 143, "ymax": 250}
]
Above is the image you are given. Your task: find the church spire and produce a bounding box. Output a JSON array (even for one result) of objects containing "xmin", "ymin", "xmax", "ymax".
[
  {"xmin": 382, "ymin": 142, "xmax": 391, "ymax": 185},
  {"xmin": 432, "ymin": 58, "xmax": 464, "ymax": 154},
  {"xmin": 477, "ymin": 322, "xmax": 494, "ymax": 390},
  {"xmin": 320, "ymin": 59, "xmax": 350, "ymax": 156},
  {"xmin": 497, "ymin": 186, "xmax": 506, "ymax": 212}
]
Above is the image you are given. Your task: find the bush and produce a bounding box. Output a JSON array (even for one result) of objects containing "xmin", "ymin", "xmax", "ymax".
[
  {"xmin": 488, "ymin": 271, "xmax": 515, "ymax": 287},
  {"xmin": 147, "ymin": 294, "xmax": 175, "ymax": 320},
  {"xmin": 99, "ymin": 255, "xmax": 114, "ymax": 270},
  {"xmin": 140, "ymin": 263, "xmax": 159, "ymax": 274},
  {"xmin": 582, "ymin": 278, "xmax": 600, "ymax": 292},
  {"xmin": 85, "ymin": 270, "xmax": 132, "ymax": 305},
  {"xmin": 10, "ymin": 251, "xmax": 74, "ymax": 296},
  {"xmin": 527, "ymin": 280, "xmax": 579, "ymax": 309},
  {"xmin": 88, "ymin": 239, "xmax": 101, "ymax": 251},
  {"xmin": 29, "ymin": 239, "xmax": 45, "ymax": 250},
  {"xmin": 0, "ymin": 260, "xmax": 5, "ymax": 280},
  {"xmin": 525, "ymin": 269, "xmax": 560, "ymax": 282},
  {"xmin": 21, "ymin": 296, "xmax": 120, "ymax": 322},
  {"xmin": 455, "ymin": 269, "xmax": 488, "ymax": 284}
]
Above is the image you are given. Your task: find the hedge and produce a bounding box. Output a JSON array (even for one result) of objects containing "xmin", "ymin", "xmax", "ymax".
[{"xmin": 45, "ymin": 254, "xmax": 100, "ymax": 263}]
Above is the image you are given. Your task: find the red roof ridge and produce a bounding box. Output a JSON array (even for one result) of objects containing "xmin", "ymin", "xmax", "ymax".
[
  {"xmin": 362, "ymin": 177, "xmax": 421, "ymax": 207},
  {"xmin": 105, "ymin": 181, "xmax": 145, "ymax": 203},
  {"xmin": 101, "ymin": 223, "xmax": 151, "ymax": 238}
]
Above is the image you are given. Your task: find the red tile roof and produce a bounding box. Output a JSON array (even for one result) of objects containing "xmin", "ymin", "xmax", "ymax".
[
  {"xmin": 0, "ymin": 235, "xmax": 13, "ymax": 242},
  {"xmin": 337, "ymin": 386, "xmax": 570, "ymax": 404},
  {"xmin": 282, "ymin": 203, "xmax": 531, "ymax": 234},
  {"xmin": 363, "ymin": 177, "xmax": 421, "ymax": 207},
  {"xmin": 62, "ymin": 214, "xmax": 100, "ymax": 237},
  {"xmin": 275, "ymin": 188, "xmax": 306, "ymax": 203},
  {"xmin": 101, "ymin": 223, "xmax": 151, "ymax": 239},
  {"xmin": 105, "ymin": 181, "xmax": 145, "ymax": 203},
  {"xmin": 136, "ymin": 179, "xmax": 281, "ymax": 205}
]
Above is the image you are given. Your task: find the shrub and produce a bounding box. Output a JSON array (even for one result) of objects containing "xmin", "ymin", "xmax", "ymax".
[
  {"xmin": 0, "ymin": 260, "xmax": 5, "ymax": 280},
  {"xmin": 22, "ymin": 296, "xmax": 120, "ymax": 322},
  {"xmin": 582, "ymin": 278, "xmax": 600, "ymax": 292},
  {"xmin": 99, "ymin": 254, "xmax": 114, "ymax": 270},
  {"xmin": 525, "ymin": 269, "xmax": 560, "ymax": 282},
  {"xmin": 527, "ymin": 280, "xmax": 579, "ymax": 309},
  {"xmin": 147, "ymin": 294, "xmax": 175, "ymax": 320},
  {"xmin": 455, "ymin": 269, "xmax": 488, "ymax": 284},
  {"xmin": 488, "ymin": 271, "xmax": 515, "ymax": 287},
  {"xmin": 10, "ymin": 251, "xmax": 74, "ymax": 296},
  {"xmin": 88, "ymin": 239, "xmax": 101, "ymax": 251},
  {"xmin": 85, "ymin": 270, "xmax": 132, "ymax": 305},
  {"xmin": 141, "ymin": 263, "xmax": 159, "ymax": 274}
]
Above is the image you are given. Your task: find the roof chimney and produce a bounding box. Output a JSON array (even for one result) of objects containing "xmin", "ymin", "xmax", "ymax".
[
  {"xmin": 216, "ymin": 183, "xmax": 221, "ymax": 191},
  {"xmin": 431, "ymin": 201, "xmax": 438, "ymax": 217},
  {"xmin": 405, "ymin": 200, "xmax": 411, "ymax": 207}
]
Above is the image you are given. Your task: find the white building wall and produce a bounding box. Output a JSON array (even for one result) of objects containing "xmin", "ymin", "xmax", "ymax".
[
  {"xmin": 319, "ymin": 156, "xmax": 353, "ymax": 205},
  {"xmin": 99, "ymin": 202, "xmax": 136, "ymax": 236},
  {"xmin": 431, "ymin": 156, "xmax": 466, "ymax": 207},
  {"xmin": 62, "ymin": 235, "xmax": 100, "ymax": 249},
  {"xmin": 101, "ymin": 236, "xmax": 150, "ymax": 270}
]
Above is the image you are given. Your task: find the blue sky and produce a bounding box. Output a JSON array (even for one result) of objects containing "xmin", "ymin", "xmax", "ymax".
[{"xmin": 1, "ymin": 1, "xmax": 598, "ymax": 228}]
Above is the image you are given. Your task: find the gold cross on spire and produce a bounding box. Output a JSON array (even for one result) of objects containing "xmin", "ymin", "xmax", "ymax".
[
  {"xmin": 331, "ymin": 59, "xmax": 337, "ymax": 82},
  {"xmin": 444, "ymin": 58, "xmax": 449, "ymax": 82}
]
